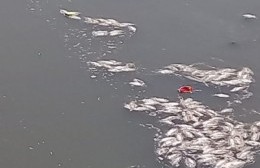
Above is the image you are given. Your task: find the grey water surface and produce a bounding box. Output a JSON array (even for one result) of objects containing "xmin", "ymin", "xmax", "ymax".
[{"xmin": 0, "ymin": 0, "xmax": 260, "ymax": 167}]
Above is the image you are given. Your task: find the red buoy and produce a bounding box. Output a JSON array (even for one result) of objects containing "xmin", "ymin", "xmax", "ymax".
[{"xmin": 178, "ymin": 85, "xmax": 193, "ymax": 93}]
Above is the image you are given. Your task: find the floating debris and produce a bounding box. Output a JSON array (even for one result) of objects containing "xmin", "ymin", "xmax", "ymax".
[
  {"xmin": 60, "ymin": 9, "xmax": 81, "ymax": 20},
  {"xmin": 88, "ymin": 60, "xmax": 136, "ymax": 73},
  {"xmin": 243, "ymin": 13, "xmax": 257, "ymax": 19},
  {"xmin": 178, "ymin": 85, "xmax": 193, "ymax": 93},
  {"xmin": 125, "ymin": 97, "xmax": 260, "ymax": 167},
  {"xmin": 129, "ymin": 78, "xmax": 146, "ymax": 87},
  {"xmin": 213, "ymin": 93, "xmax": 230, "ymax": 98}
]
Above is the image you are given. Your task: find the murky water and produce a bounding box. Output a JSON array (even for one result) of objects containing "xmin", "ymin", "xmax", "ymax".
[{"xmin": 0, "ymin": 0, "xmax": 260, "ymax": 167}]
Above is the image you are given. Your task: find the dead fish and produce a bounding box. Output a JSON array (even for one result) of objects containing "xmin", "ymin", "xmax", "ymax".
[
  {"xmin": 215, "ymin": 159, "xmax": 229, "ymax": 168},
  {"xmin": 109, "ymin": 30, "xmax": 124, "ymax": 36},
  {"xmin": 156, "ymin": 147, "xmax": 169, "ymax": 156},
  {"xmin": 134, "ymin": 106, "xmax": 153, "ymax": 111},
  {"xmin": 124, "ymin": 101, "xmax": 137, "ymax": 111},
  {"xmin": 254, "ymin": 121, "xmax": 260, "ymax": 127},
  {"xmin": 220, "ymin": 108, "xmax": 234, "ymax": 113},
  {"xmin": 92, "ymin": 31, "xmax": 109, "ymax": 37},
  {"xmin": 142, "ymin": 99, "xmax": 160, "ymax": 105},
  {"xmin": 243, "ymin": 13, "xmax": 257, "ymax": 19},
  {"xmin": 60, "ymin": 9, "xmax": 81, "ymax": 20},
  {"xmin": 176, "ymin": 133, "xmax": 184, "ymax": 141},
  {"xmin": 221, "ymin": 160, "xmax": 246, "ymax": 168},
  {"xmin": 129, "ymin": 78, "xmax": 146, "ymax": 87},
  {"xmin": 245, "ymin": 140, "xmax": 260, "ymax": 147},
  {"xmin": 151, "ymin": 97, "xmax": 169, "ymax": 103},
  {"xmin": 211, "ymin": 149, "xmax": 230, "ymax": 155},
  {"xmin": 142, "ymin": 104, "xmax": 156, "ymax": 111},
  {"xmin": 159, "ymin": 137, "xmax": 180, "ymax": 147},
  {"xmin": 213, "ymin": 93, "xmax": 230, "ymax": 98},
  {"xmin": 98, "ymin": 60, "xmax": 122, "ymax": 66},
  {"xmin": 197, "ymin": 155, "xmax": 217, "ymax": 164},
  {"xmin": 210, "ymin": 132, "xmax": 227, "ymax": 140},
  {"xmin": 251, "ymin": 133, "xmax": 260, "ymax": 141},
  {"xmin": 168, "ymin": 153, "xmax": 182, "ymax": 167},
  {"xmin": 230, "ymin": 86, "xmax": 247, "ymax": 92},
  {"xmin": 157, "ymin": 69, "xmax": 174, "ymax": 74},
  {"xmin": 184, "ymin": 157, "xmax": 196, "ymax": 168},
  {"xmin": 182, "ymin": 130, "xmax": 194, "ymax": 138},
  {"xmin": 236, "ymin": 150, "xmax": 252, "ymax": 160},
  {"xmin": 160, "ymin": 116, "xmax": 180, "ymax": 125},
  {"xmin": 128, "ymin": 25, "xmax": 137, "ymax": 32},
  {"xmin": 165, "ymin": 128, "xmax": 179, "ymax": 136},
  {"xmin": 108, "ymin": 64, "xmax": 136, "ymax": 72},
  {"xmin": 250, "ymin": 125, "xmax": 258, "ymax": 133}
]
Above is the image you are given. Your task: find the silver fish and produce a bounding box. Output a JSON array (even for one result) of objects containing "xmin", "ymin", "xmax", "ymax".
[
  {"xmin": 213, "ymin": 93, "xmax": 230, "ymax": 98},
  {"xmin": 60, "ymin": 9, "xmax": 80, "ymax": 17},
  {"xmin": 129, "ymin": 78, "xmax": 146, "ymax": 87},
  {"xmin": 243, "ymin": 13, "xmax": 257, "ymax": 19},
  {"xmin": 184, "ymin": 157, "xmax": 196, "ymax": 168}
]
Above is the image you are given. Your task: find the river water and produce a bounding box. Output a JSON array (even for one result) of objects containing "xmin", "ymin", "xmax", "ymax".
[{"xmin": 0, "ymin": 0, "xmax": 260, "ymax": 167}]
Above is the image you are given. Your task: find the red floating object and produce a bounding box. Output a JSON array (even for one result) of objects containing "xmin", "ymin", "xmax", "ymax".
[{"xmin": 178, "ymin": 85, "xmax": 193, "ymax": 93}]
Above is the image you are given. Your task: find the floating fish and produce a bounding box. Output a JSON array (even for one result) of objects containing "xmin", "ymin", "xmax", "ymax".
[
  {"xmin": 213, "ymin": 93, "xmax": 230, "ymax": 98},
  {"xmin": 92, "ymin": 30, "xmax": 125, "ymax": 37},
  {"xmin": 109, "ymin": 30, "xmax": 124, "ymax": 36},
  {"xmin": 60, "ymin": 9, "xmax": 81, "ymax": 20},
  {"xmin": 243, "ymin": 13, "xmax": 257, "ymax": 19},
  {"xmin": 220, "ymin": 108, "xmax": 234, "ymax": 113},
  {"xmin": 92, "ymin": 31, "xmax": 109, "ymax": 37},
  {"xmin": 129, "ymin": 78, "xmax": 146, "ymax": 87},
  {"xmin": 88, "ymin": 60, "xmax": 136, "ymax": 73},
  {"xmin": 157, "ymin": 64, "xmax": 254, "ymax": 101},
  {"xmin": 178, "ymin": 85, "xmax": 193, "ymax": 93},
  {"xmin": 125, "ymin": 97, "xmax": 260, "ymax": 167},
  {"xmin": 83, "ymin": 16, "xmax": 136, "ymax": 33},
  {"xmin": 230, "ymin": 86, "xmax": 247, "ymax": 92}
]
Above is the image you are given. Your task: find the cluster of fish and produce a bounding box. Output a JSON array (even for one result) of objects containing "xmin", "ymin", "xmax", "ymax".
[
  {"xmin": 157, "ymin": 64, "xmax": 254, "ymax": 88},
  {"xmin": 60, "ymin": 8, "xmax": 259, "ymax": 168},
  {"xmin": 60, "ymin": 9, "xmax": 136, "ymax": 37},
  {"xmin": 124, "ymin": 97, "xmax": 260, "ymax": 168},
  {"xmin": 87, "ymin": 60, "xmax": 136, "ymax": 73}
]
